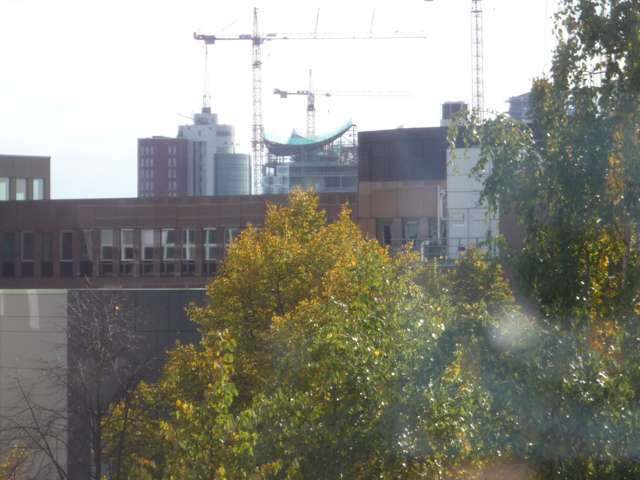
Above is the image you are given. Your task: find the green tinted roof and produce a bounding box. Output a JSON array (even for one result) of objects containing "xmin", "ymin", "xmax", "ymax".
[{"xmin": 264, "ymin": 121, "xmax": 353, "ymax": 156}]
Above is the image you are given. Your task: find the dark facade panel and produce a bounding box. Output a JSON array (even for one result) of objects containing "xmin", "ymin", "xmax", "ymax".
[{"xmin": 358, "ymin": 127, "xmax": 448, "ymax": 182}]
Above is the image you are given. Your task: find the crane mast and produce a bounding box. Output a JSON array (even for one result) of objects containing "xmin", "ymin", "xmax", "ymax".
[
  {"xmin": 471, "ymin": 0, "xmax": 484, "ymax": 120},
  {"xmin": 251, "ymin": 8, "xmax": 265, "ymax": 195}
]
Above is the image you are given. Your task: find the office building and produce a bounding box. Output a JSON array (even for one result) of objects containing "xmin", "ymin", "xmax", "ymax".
[
  {"xmin": 177, "ymin": 107, "xmax": 237, "ymax": 196},
  {"xmin": 138, "ymin": 137, "xmax": 189, "ymax": 198}
]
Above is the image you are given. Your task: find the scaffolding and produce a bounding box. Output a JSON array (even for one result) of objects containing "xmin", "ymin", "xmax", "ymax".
[{"xmin": 262, "ymin": 123, "xmax": 358, "ymax": 194}]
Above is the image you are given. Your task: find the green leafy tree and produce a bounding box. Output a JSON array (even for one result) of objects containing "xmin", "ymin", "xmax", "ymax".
[
  {"xmin": 448, "ymin": 1, "xmax": 640, "ymax": 477},
  {"xmin": 107, "ymin": 191, "xmax": 499, "ymax": 479}
]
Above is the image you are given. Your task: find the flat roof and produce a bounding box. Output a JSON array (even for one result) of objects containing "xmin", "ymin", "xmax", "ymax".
[{"xmin": 0, "ymin": 154, "xmax": 51, "ymax": 160}]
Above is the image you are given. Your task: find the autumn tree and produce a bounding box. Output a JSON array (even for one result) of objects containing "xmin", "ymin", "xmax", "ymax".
[{"xmin": 107, "ymin": 190, "xmax": 501, "ymax": 479}]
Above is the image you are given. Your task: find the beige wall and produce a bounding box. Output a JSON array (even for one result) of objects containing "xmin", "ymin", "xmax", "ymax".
[
  {"xmin": 357, "ymin": 180, "xmax": 444, "ymax": 246},
  {"xmin": 0, "ymin": 290, "xmax": 67, "ymax": 479}
]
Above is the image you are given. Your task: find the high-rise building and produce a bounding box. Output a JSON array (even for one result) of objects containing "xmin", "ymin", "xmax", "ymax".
[
  {"xmin": 138, "ymin": 137, "xmax": 189, "ymax": 198},
  {"xmin": 178, "ymin": 107, "xmax": 236, "ymax": 196}
]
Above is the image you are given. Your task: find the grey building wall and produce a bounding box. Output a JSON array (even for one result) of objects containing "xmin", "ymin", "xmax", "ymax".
[
  {"xmin": 0, "ymin": 288, "xmax": 206, "ymax": 479},
  {"xmin": 0, "ymin": 290, "xmax": 68, "ymax": 480}
]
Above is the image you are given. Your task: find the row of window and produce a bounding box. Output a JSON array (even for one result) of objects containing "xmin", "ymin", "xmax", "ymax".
[
  {"xmin": 0, "ymin": 177, "xmax": 45, "ymax": 201},
  {"xmin": 376, "ymin": 218, "xmax": 444, "ymax": 247},
  {"xmin": 0, "ymin": 228, "xmax": 241, "ymax": 264}
]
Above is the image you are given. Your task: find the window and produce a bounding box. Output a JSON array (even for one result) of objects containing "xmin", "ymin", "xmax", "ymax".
[
  {"xmin": 182, "ymin": 229, "xmax": 195, "ymax": 261},
  {"xmin": 402, "ymin": 220, "xmax": 419, "ymax": 243},
  {"xmin": 225, "ymin": 227, "xmax": 240, "ymax": 247},
  {"xmin": 20, "ymin": 232, "xmax": 34, "ymax": 277},
  {"xmin": 204, "ymin": 228, "xmax": 218, "ymax": 260},
  {"xmin": 60, "ymin": 231, "xmax": 73, "ymax": 277},
  {"xmin": 376, "ymin": 220, "xmax": 393, "ymax": 247},
  {"xmin": 80, "ymin": 230, "xmax": 93, "ymax": 276},
  {"xmin": 1, "ymin": 233, "xmax": 17, "ymax": 277},
  {"xmin": 15, "ymin": 178, "xmax": 27, "ymax": 201},
  {"xmin": 142, "ymin": 229, "xmax": 154, "ymax": 261},
  {"xmin": 383, "ymin": 225, "xmax": 392, "ymax": 246},
  {"xmin": 162, "ymin": 228, "xmax": 176, "ymax": 260},
  {"xmin": 0, "ymin": 178, "xmax": 9, "ymax": 201},
  {"xmin": 41, "ymin": 232, "xmax": 54, "ymax": 277},
  {"xmin": 161, "ymin": 228, "xmax": 177, "ymax": 275},
  {"xmin": 100, "ymin": 229, "xmax": 114, "ymax": 260},
  {"xmin": 60, "ymin": 232, "xmax": 73, "ymax": 261},
  {"xmin": 181, "ymin": 228, "xmax": 196, "ymax": 275},
  {"xmin": 21, "ymin": 232, "xmax": 34, "ymax": 261},
  {"xmin": 32, "ymin": 178, "xmax": 44, "ymax": 200},
  {"xmin": 121, "ymin": 229, "xmax": 134, "ymax": 261}
]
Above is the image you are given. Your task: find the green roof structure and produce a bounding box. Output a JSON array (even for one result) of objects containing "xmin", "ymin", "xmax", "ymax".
[{"xmin": 264, "ymin": 121, "xmax": 353, "ymax": 156}]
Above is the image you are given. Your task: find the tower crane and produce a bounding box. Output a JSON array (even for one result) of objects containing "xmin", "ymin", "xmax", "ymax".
[
  {"xmin": 274, "ymin": 70, "xmax": 411, "ymax": 138},
  {"xmin": 471, "ymin": 0, "xmax": 484, "ymax": 120},
  {"xmin": 424, "ymin": 0, "xmax": 485, "ymax": 119},
  {"xmin": 194, "ymin": 7, "xmax": 427, "ymax": 194}
]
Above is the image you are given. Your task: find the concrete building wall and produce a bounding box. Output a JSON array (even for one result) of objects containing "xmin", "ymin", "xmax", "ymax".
[
  {"xmin": 0, "ymin": 289, "xmax": 67, "ymax": 480},
  {"xmin": 446, "ymin": 147, "xmax": 499, "ymax": 259}
]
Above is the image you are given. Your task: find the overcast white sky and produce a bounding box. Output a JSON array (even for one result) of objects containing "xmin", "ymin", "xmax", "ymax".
[{"xmin": 0, "ymin": 0, "xmax": 558, "ymax": 199}]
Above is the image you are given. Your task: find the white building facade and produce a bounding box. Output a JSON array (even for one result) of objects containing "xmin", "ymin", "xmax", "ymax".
[
  {"xmin": 178, "ymin": 107, "xmax": 236, "ymax": 196},
  {"xmin": 445, "ymin": 146, "xmax": 499, "ymax": 260}
]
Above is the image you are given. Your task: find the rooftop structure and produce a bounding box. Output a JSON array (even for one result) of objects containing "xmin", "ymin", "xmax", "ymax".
[
  {"xmin": 262, "ymin": 122, "xmax": 358, "ymax": 194},
  {"xmin": 0, "ymin": 154, "xmax": 50, "ymax": 201}
]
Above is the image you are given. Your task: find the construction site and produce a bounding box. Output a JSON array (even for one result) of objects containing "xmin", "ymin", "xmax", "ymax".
[{"xmin": 137, "ymin": 1, "xmax": 487, "ymax": 199}]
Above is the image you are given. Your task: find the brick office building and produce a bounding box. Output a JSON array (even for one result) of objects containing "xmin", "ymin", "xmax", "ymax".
[
  {"xmin": 138, "ymin": 137, "xmax": 190, "ymax": 198},
  {"xmin": 0, "ymin": 193, "xmax": 355, "ymax": 289}
]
